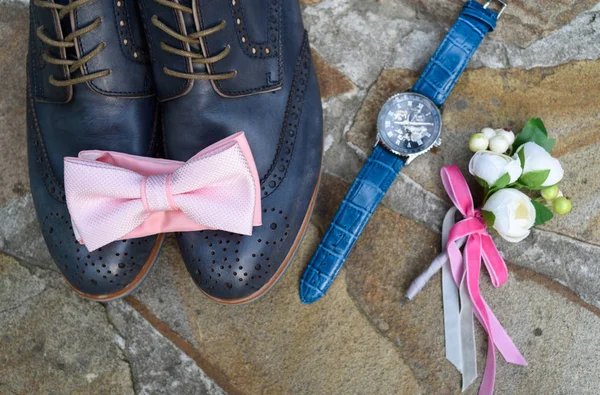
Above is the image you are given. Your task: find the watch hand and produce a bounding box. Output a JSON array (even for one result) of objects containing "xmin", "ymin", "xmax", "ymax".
[{"xmin": 393, "ymin": 121, "xmax": 434, "ymax": 126}]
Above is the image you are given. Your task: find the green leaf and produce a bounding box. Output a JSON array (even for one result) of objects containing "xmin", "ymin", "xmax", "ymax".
[
  {"xmin": 513, "ymin": 118, "xmax": 555, "ymax": 153},
  {"xmin": 517, "ymin": 148, "xmax": 525, "ymax": 169},
  {"xmin": 492, "ymin": 172, "xmax": 511, "ymax": 189},
  {"xmin": 474, "ymin": 176, "xmax": 490, "ymax": 189},
  {"xmin": 519, "ymin": 169, "xmax": 550, "ymax": 190},
  {"xmin": 513, "ymin": 118, "xmax": 543, "ymax": 150},
  {"xmin": 481, "ymin": 210, "xmax": 496, "ymax": 227},
  {"xmin": 524, "ymin": 118, "xmax": 548, "ymax": 137},
  {"xmin": 537, "ymin": 137, "xmax": 556, "ymax": 153},
  {"xmin": 532, "ymin": 200, "xmax": 554, "ymax": 226}
]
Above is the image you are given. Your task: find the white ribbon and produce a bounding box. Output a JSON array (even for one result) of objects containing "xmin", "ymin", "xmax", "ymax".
[{"xmin": 404, "ymin": 207, "xmax": 477, "ymax": 391}]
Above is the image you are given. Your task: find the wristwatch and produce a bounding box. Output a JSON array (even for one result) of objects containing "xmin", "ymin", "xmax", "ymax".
[{"xmin": 300, "ymin": 0, "xmax": 506, "ymax": 304}]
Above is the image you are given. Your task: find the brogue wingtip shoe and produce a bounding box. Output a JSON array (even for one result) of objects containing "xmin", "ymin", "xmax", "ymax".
[
  {"xmin": 27, "ymin": 0, "xmax": 163, "ymax": 300},
  {"xmin": 141, "ymin": 0, "xmax": 323, "ymax": 303}
]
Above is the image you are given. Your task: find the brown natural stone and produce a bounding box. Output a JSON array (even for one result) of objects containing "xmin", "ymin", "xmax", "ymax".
[
  {"xmin": 157, "ymin": 229, "xmax": 421, "ymax": 395},
  {"xmin": 315, "ymin": 175, "xmax": 600, "ymax": 394},
  {"xmin": 301, "ymin": 0, "xmax": 323, "ymax": 5},
  {"xmin": 410, "ymin": 0, "xmax": 598, "ymax": 48},
  {"xmin": 0, "ymin": 6, "xmax": 29, "ymax": 206},
  {"xmin": 312, "ymin": 49, "xmax": 356, "ymax": 99},
  {"xmin": 347, "ymin": 60, "xmax": 600, "ymax": 245}
]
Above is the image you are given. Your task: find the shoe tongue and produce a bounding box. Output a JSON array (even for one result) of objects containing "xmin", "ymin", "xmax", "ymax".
[{"xmin": 179, "ymin": 0, "xmax": 201, "ymax": 56}]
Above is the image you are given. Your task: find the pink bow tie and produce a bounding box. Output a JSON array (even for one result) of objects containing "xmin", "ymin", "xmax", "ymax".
[{"xmin": 64, "ymin": 132, "xmax": 262, "ymax": 251}]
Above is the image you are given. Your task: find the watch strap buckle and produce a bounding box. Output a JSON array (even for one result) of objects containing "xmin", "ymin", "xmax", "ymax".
[{"xmin": 483, "ymin": 0, "xmax": 507, "ymax": 18}]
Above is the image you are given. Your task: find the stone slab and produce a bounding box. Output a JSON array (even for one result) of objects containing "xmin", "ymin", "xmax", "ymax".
[
  {"xmin": 0, "ymin": 254, "xmax": 135, "ymax": 395},
  {"xmin": 302, "ymin": 0, "xmax": 600, "ymax": 90},
  {"xmin": 0, "ymin": 4, "xmax": 29, "ymax": 207},
  {"xmin": 106, "ymin": 301, "xmax": 226, "ymax": 395},
  {"xmin": 134, "ymin": 232, "xmax": 422, "ymax": 395},
  {"xmin": 410, "ymin": 0, "xmax": 599, "ymax": 48}
]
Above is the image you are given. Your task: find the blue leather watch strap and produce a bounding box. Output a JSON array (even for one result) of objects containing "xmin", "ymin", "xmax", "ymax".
[
  {"xmin": 412, "ymin": 1, "xmax": 498, "ymax": 107},
  {"xmin": 299, "ymin": 1, "xmax": 500, "ymax": 304},
  {"xmin": 300, "ymin": 146, "xmax": 404, "ymax": 304}
]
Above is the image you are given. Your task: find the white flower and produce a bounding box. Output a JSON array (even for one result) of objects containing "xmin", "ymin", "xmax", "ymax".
[
  {"xmin": 469, "ymin": 133, "xmax": 489, "ymax": 152},
  {"xmin": 480, "ymin": 127, "xmax": 496, "ymax": 140},
  {"xmin": 489, "ymin": 135, "xmax": 510, "ymax": 154},
  {"xmin": 514, "ymin": 142, "xmax": 564, "ymax": 187},
  {"xmin": 482, "ymin": 189, "xmax": 536, "ymax": 243},
  {"xmin": 469, "ymin": 151, "xmax": 522, "ymax": 187},
  {"xmin": 496, "ymin": 129, "xmax": 515, "ymax": 145}
]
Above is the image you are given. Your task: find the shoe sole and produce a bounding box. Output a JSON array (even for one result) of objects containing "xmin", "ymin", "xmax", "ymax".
[
  {"xmin": 198, "ymin": 172, "xmax": 321, "ymax": 305},
  {"xmin": 68, "ymin": 234, "xmax": 166, "ymax": 302}
]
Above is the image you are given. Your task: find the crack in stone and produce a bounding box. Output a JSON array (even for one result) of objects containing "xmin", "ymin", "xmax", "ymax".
[
  {"xmin": 4, "ymin": 250, "xmax": 59, "ymax": 274},
  {"xmin": 534, "ymin": 227, "xmax": 600, "ymax": 249},
  {"xmin": 101, "ymin": 303, "xmax": 138, "ymax": 395},
  {"xmin": 508, "ymin": 264, "xmax": 600, "ymax": 318},
  {"xmin": 0, "ymin": 289, "xmax": 47, "ymax": 315},
  {"xmin": 501, "ymin": 42, "xmax": 512, "ymax": 68},
  {"xmin": 123, "ymin": 296, "xmax": 242, "ymax": 395}
]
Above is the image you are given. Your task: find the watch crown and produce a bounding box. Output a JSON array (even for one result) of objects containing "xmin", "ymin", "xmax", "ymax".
[{"xmin": 434, "ymin": 137, "xmax": 442, "ymax": 147}]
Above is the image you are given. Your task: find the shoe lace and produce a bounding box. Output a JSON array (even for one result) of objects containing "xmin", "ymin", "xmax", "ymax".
[
  {"xmin": 34, "ymin": 0, "xmax": 111, "ymax": 87},
  {"xmin": 151, "ymin": 0, "xmax": 236, "ymax": 81}
]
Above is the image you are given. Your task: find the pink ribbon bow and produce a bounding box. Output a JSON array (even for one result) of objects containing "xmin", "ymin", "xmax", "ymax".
[
  {"xmin": 441, "ymin": 165, "xmax": 527, "ymax": 395},
  {"xmin": 64, "ymin": 132, "xmax": 262, "ymax": 251}
]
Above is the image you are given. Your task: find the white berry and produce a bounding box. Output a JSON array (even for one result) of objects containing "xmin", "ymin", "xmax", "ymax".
[
  {"xmin": 496, "ymin": 129, "xmax": 515, "ymax": 145},
  {"xmin": 468, "ymin": 133, "xmax": 489, "ymax": 152},
  {"xmin": 480, "ymin": 127, "xmax": 496, "ymax": 140},
  {"xmin": 489, "ymin": 135, "xmax": 510, "ymax": 154}
]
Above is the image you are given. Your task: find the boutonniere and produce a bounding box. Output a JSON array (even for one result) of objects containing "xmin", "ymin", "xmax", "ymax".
[{"xmin": 406, "ymin": 118, "xmax": 571, "ymax": 395}]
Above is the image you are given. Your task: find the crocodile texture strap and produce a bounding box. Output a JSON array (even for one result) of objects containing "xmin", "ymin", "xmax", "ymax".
[
  {"xmin": 300, "ymin": 146, "xmax": 404, "ymax": 304},
  {"xmin": 412, "ymin": 1, "xmax": 498, "ymax": 107}
]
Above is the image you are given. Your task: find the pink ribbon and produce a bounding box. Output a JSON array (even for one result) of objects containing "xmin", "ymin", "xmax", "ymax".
[
  {"xmin": 441, "ymin": 165, "xmax": 527, "ymax": 395},
  {"xmin": 64, "ymin": 132, "xmax": 262, "ymax": 251}
]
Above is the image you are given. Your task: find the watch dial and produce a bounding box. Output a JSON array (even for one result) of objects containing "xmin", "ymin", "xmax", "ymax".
[{"xmin": 376, "ymin": 93, "xmax": 442, "ymax": 155}]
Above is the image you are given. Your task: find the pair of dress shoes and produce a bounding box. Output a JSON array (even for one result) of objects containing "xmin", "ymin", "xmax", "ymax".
[{"xmin": 27, "ymin": 0, "xmax": 322, "ymax": 304}]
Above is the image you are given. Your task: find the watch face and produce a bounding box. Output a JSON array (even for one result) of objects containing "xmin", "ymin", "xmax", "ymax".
[{"xmin": 376, "ymin": 93, "xmax": 442, "ymax": 156}]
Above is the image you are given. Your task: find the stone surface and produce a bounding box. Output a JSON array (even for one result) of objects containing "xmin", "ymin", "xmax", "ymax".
[
  {"xmin": 106, "ymin": 301, "xmax": 226, "ymax": 395},
  {"xmin": 132, "ymin": 244, "xmax": 199, "ymax": 347},
  {"xmin": 2, "ymin": 1, "xmax": 600, "ymax": 394},
  {"xmin": 347, "ymin": 61, "xmax": 600, "ymax": 246},
  {"xmin": 0, "ymin": 253, "xmax": 225, "ymax": 395},
  {"xmin": 0, "ymin": 255, "xmax": 135, "ymax": 395},
  {"xmin": 0, "ymin": 4, "xmax": 54, "ymax": 271},
  {"xmin": 342, "ymin": 62, "xmax": 600, "ymax": 307},
  {"xmin": 312, "ymin": 49, "xmax": 356, "ymax": 99},
  {"xmin": 139, "ymin": 234, "xmax": 422, "ymax": 395},
  {"xmin": 303, "ymin": 0, "xmax": 600, "ymax": 90},
  {"xmin": 0, "ymin": 193, "xmax": 54, "ymax": 270},
  {"xmin": 0, "ymin": 4, "xmax": 29, "ymax": 207},
  {"xmin": 411, "ymin": 0, "xmax": 599, "ymax": 48},
  {"xmin": 315, "ymin": 175, "xmax": 600, "ymax": 394}
]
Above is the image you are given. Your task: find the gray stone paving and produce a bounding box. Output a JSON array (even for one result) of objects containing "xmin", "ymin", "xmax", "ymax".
[{"xmin": 1, "ymin": 1, "xmax": 599, "ymax": 394}]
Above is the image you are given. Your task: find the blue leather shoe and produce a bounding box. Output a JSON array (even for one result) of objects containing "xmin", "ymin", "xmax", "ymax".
[
  {"xmin": 139, "ymin": 0, "xmax": 323, "ymax": 304},
  {"xmin": 27, "ymin": 0, "xmax": 164, "ymax": 301}
]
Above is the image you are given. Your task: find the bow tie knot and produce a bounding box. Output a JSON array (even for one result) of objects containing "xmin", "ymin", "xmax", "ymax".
[{"xmin": 142, "ymin": 174, "xmax": 178, "ymax": 212}]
